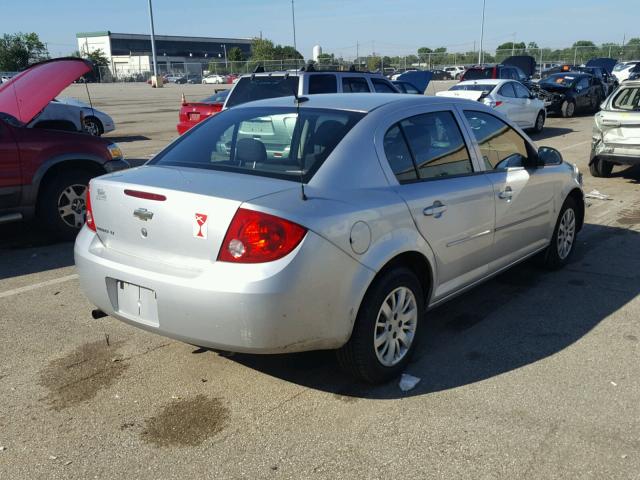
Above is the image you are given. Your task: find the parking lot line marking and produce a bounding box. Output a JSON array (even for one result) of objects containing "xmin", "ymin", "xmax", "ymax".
[
  {"xmin": 0, "ymin": 274, "xmax": 79, "ymax": 299},
  {"xmin": 560, "ymin": 140, "xmax": 591, "ymax": 152}
]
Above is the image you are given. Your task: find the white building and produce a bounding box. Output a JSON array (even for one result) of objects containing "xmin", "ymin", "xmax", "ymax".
[{"xmin": 76, "ymin": 31, "xmax": 252, "ymax": 77}]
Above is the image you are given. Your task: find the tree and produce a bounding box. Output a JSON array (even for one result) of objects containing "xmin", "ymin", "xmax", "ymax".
[
  {"xmin": 417, "ymin": 47, "xmax": 432, "ymax": 55},
  {"xmin": 0, "ymin": 32, "xmax": 49, "ymax": 71},
  {"xmin": 366, "ymin": 56, "xmax": 381, "ymax": 72},
  {"xmin": 316, "ymin": 52, "xmax": 335, "ymax": 65},
  {"xmin": 85, "ymin": 48, "xmax": 109, "ymax": 67},
  {"xmin": 250, "ymin": 38, "xmax": 276, "ymax": 60},
  {"xmin": 227, "ymin": 47, "xmax": 244, "ymax": 62},
  {"xmin": 528, "ymin": 42, "xmax": 539, "ymax": 49},
  {"xmin": 497, "ymin": 41, "xmax": 526, "ymax": 51},
  {"xmin": 572, "ymin": 40, "xmax": 596, "ymax": 48},
  {"xmin": 626, "ymin": 38, "xmax": 640, "ymax": 46}
]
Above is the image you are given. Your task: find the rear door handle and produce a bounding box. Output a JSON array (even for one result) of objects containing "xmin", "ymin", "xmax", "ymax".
[
  {"xmin": 498, "ymin": 186, "xmax": 513, "ymax": 200},
  {"xmin": 423, "ymin": 201, "xmax": 447, "ymax": 218}
]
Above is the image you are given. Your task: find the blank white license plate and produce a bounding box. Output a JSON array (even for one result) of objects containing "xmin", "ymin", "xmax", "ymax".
[{"xmin": 116, "ymin": 280, "xmax": 159, "ymax": 327}]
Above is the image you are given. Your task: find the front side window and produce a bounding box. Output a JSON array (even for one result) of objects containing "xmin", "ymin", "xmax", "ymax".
[
  {"xmin": 342, "ymin": 77, "xmax": 371, "ymax": 93},
  {"xmin": 308, "ymin": 74, "xmax": 338, "ymax": 94},
  {"xmin": 400, "ymin": 111, "xmax": 473, "ymax": 180},
  {"xmin": 463, "ymin": 110, "xmax": 529, "ymax": 170},
  {"xmin": 576, "ymin": 77, "xmax": 590, "ymax": 91},
  {"xmin": 371, "ymin": 78, "xmax": 397, "ymax": 93},
  {"xmin": 513, "ymin": 82, "xmax": 531, "ymax": 99},
  {"xmin": 151, "ymin": 107, "xmax": 364, "ymax": 182}
]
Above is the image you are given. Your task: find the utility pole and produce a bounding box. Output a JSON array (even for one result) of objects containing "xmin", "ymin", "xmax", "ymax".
[
  {"xmin": 291, "ymin": 0, "xmax": 297, "ymax": 59},
  {"xmin": 147, "ymin": 0, "xmax": 159, "ymax": 83},
  {"xmin": 356, "ymin": 41, "xmax": 359, "ymax": 67},
  {"xmin": 478, "ymin": 0, "xmax": 486, "ymax": 64},
  {"xmin": 222, "ymin": 44, "xmax": 228, "ymax": 68},
  {"xmin": 511, "ymin": 32, "xmax": 516, "ymax": 56}
]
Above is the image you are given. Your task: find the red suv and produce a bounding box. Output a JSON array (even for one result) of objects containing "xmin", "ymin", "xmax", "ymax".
[{"xmin": 0, "ymin": 58, "xmax": 128, "ymax": 239}]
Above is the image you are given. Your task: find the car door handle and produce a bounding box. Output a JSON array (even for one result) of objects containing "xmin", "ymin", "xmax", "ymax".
[
  {"xmin": 498, "ymin": 186, "xmax": 513, "ymax": 200},
  {"xmin": 423, "ymin": 201, "xmax": 447, "ymax": 217}
]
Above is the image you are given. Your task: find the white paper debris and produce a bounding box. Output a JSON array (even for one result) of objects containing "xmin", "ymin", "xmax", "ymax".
[
  {"xmin": 585, "ymin": 190, "xmax": 611, "ymax": 200},
  {"xmin": 399, "ymin": 373, "xmax": 421, "ymax": 391}
]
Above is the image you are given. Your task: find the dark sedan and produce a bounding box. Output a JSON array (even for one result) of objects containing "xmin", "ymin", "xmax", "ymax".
[{"xmin": 538, "ymin": 73, "xmax": 605, "ymax": 117}]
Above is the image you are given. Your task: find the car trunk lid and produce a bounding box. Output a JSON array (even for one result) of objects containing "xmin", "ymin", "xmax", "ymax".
[
  {"xmin": 436, "ymin": 90, "xmax": 485, "ymax": 101},
  {"xmin": 600, "ymin": 111, "xmax": 640, "ymax": 146},
  {"xmin": 89, "ymin": 165, "xmax": 296, "ymax": 266},
  {"xmin": 0, "ymin": 58, "xmax": 92, "ymax": 124}
]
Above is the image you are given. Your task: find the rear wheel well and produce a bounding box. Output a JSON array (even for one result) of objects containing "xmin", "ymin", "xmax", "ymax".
[
  {"xmin": 36, "ymin": 160, "xmax": 106, "ymax": 212},
  {"xmin": 373, "ymin": 251, "xmax": 433, "ymax": 305},
  {"xmin": 567, "ymin": 188, "xmax": 585, "ymax": 231}
]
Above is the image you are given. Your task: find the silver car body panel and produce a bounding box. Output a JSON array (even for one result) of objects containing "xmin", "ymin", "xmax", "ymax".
[
  {"xmin": 592, "ymin": 81, "xmax": 640, "ymax": 165},
  {"xmin": 76, "ymin": 94, "xmax": 583, "ymax": 353}
]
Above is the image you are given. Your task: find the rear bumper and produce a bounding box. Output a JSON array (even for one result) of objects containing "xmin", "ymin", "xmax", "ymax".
[
  {"xmin": 591, "ymin": 138, "xmax": 640, "ymax": 165},
  {"xmin": 74, "ymin": 227, "xmax": 374, "ymax": 353}
]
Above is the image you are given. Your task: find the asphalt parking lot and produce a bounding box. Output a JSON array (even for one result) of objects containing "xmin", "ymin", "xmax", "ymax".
[{"xmin": 1, "ymin": 82, "xmax": 639, "ymax": 479}]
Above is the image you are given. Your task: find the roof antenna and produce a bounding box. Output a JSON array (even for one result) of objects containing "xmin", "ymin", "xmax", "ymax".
[{"xmin": 290, "ymin": 0, "xmax": 307, "ymax": 201}]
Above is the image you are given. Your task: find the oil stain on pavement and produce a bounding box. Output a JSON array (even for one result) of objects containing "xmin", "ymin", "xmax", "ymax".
[
  {"xmin": 141, "ymin": 394, "xmax": 229, "ymax": 447},
  {"xmin": 39, "ymin": 340, "xmax": 128, "ymax": 411}
]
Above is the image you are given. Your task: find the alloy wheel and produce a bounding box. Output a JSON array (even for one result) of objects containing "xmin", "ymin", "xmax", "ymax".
[
  {"xmin": 374, "ymin": 286, "xmax": 418, "ymax": 367},
  {"xmin": 84, "ymin": 119, "xmax": 101, "ymax": 136},
  {"xmin": 557, "ymin": 208, "xmax": 576, "ymax": 260},
  {"xmin": 57, "ymin": 184, "xmax": 88, "ymax": 228}
]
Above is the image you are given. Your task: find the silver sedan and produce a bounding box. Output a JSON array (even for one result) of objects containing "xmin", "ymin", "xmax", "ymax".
[{"xmin": 75, "ymin": 94, "xmax": 584, "ymax": 383}]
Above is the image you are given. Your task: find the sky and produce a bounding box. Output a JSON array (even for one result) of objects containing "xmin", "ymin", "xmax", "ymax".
[{"xmin": 2, "ymin": 0, "xmax": 638, "ymax": 59}]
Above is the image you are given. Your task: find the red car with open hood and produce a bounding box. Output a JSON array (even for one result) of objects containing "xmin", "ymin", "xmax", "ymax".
[{"xmin": 0, "ymin": 58, "xmax": 128, "ymax": 239}]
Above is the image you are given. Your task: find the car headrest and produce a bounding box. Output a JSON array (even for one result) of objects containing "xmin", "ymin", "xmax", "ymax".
[
  {"xmin": 313, "ymin": 120, "xmax": 347, "ymax": 149},
  {"xmin": 236, "ymin": 138, "xmax": 267, "ymax": 166}
]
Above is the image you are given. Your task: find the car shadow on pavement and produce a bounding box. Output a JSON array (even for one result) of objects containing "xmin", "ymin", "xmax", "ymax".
[
  {"xmin": 611, "ymin": 165, "xmax": 640, "ymax": 184},
  {"xmin": 230, "ymin": 223, "xmax": 640, "ymax": 399},
  {"xmin": 106, "ymin": 135, "xmax": 151, "ymax": 143},
  {"xmin": 0, "ymin": 222, "xmax": 74, "ymax": 280},
  {"xmin": 529, "ymin": 127, "xmax": 574, "ymax": 141}
]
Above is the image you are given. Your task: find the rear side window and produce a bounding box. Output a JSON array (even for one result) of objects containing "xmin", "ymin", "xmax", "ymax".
[
  {"xmin": 463, "ymin": 68, "xmax": 493, "ymax": 80},
  {"xmin": 383, "ymin": 125, "xmax": 418, "ymax": 182},
  {"xmin": 342, "ymin": 77, "xmax": 371, "ymax": 93},
  {"xmin": 226, "ymin": 76, "xmax": 299, "ymax": 108},
  {"xmin": 513, "ymin": 82, "xmax": 531, "ymax": 98},
  {"xmin": 463, "ymin": 110, "xmax": 528, "ymax": 169},
  {"xmin": 383, "ymin": 111, "xmax": 473, "ymax": 182},
  {"xmin": 612, "ymin": 87, "xmax": 640, "ymax": 111},
  {"xmin": 151, "ymin": 107, "xmax": 364, "ymax": 182},
  {"xmin": 308, "ymin": 74, "xmax": 337, "ymax": 94},
  {"xmin": 499, "ymin": 83, "xmax": 516, "ymax": 97},
  {"xmin": 371, "ymin": 78, "xmax": 397, "ymax": 93}
]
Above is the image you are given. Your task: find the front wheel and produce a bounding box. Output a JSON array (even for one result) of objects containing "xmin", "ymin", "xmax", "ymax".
[
  {"xmin": 84, "ymin": 117, "xmax": 103, "ymax": 136},
  {"xmin": 540, "ymin": 197, "xmax": 579, "ymax": 270},
  {"xmin": 561, "ymin": 100, "xmax": 575, "ymax": 118},
  {"xmin": 533, "ymin": 111, "xmax": 545, "ymax": 133},
  {"xmin": 37, "ymin": 170, "xmax": 94, "ymax": 241},
  {"xmin": 337, "ymin": 267, "xmax": 424, "ymax": 383}
]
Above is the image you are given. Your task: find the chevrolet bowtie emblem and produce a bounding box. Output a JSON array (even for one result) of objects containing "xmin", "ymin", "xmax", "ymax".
[{"xmin": 133, "ymin": 208, "xmax": 154, "ymax": 221}]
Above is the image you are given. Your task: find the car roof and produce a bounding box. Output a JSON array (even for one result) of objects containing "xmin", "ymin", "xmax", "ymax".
[
  {"xmin": 240, "ymin": 70, "xmax": 385, "ymax": 78},
  {"xmin": 233, "ymin": 93, "xmax": 461, "ymax": 113},
  {"xmin": 458, "ymin": 79, "xmax": 507, "ymax": 86}
]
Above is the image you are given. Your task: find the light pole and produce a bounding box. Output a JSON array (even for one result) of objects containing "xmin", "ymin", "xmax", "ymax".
[
  {"xmin": 478, "ymin": 0, "xmax": 486, "ymax": 64},
  {"xmin": 291, "ymin": 0, "xmax": 298, "ymax": 67},
  {"xmin": 147, "ymin": 0, "xmax": 159, "ymax": 82},
  {"xmin": 221, "ymin": 44, "xmax": 228, "ymax": 68}
]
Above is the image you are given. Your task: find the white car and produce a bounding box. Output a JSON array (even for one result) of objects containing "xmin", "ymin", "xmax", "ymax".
[
  {"xmin": 436, "ymin": 79, "xmax": 546, "ymax": 133},
  {"xmin": 33, "ymin": 97, "xmax": 115, "ymax": 136},
  {"xmin": 613, "ymin": 61, "xmax": 640, "ymax": 83},
  {"xmin": 444, "ymin": 66, "xmax": 466, "ymax": 79},
  {"xmin": 202, "ymin": 74, "xmax": 226, "ymax": 84}
]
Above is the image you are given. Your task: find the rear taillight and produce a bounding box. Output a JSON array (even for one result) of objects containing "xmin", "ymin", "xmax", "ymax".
[
  {"xmin": 85, "ymin": 183, "xmax": 96, "ymax": 232},
  {"xmin": 218, "ymin": 208, "xmax": 307, "ymax": 263},
  {"xmin": 495, "ymin": 101, "xmax": 503, "ymax": 107}
]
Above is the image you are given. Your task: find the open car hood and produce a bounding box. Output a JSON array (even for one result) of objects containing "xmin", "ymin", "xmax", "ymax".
[
  {"xmin": 586, "ymin": 58, "xmax": 617, "ymax": 75},
  {"xmin": 503, "ymin": 55, "xmax": 537, "ymax": 77},
  {"xmin": 395, "ymin": 71, "xmax": 433, "ymax": 93},
  {"xmin": 0, "ymin": 58, "xmax": 92, "ymax": 124}
]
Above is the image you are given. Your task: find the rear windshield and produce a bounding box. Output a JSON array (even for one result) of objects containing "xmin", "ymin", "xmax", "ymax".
[
  {"xmin": 200, "ymin": 90, "xmax": 228, "ymax": 103},
  {"xmin": 225, "ymin": 76, "xmax": 299, "ymax": 108},
  {"xmin": 463, "ymin": 68, "xmax": 494, "ymax": 80},
  {"xmin": 612, "ymin": 87, "xmax": 640, "ymax": 111},
  {"xmin": 450, "ymin": 84, "xmax": 494, "ymax": 94},
  {"xmin": 150, "ymin": 107, "xmax": 365, "ymax": 182}
]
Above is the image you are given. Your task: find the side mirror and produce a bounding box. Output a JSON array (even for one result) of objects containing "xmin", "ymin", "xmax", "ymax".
[{"xmin": 538, "ymin": 146, "xmax": 563, "ymax": 166}]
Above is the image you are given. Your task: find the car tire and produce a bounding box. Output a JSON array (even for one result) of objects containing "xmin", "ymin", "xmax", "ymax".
[
  {"xmin": 336, "ymin": 267, "xmax": 424, "ymax": 384},
  {"xmin": 589, "ymin": 157, "xmax": 614, "ymax": 177},
  {"xmin": 37, "ymin": 169, "xmax": 94, "ymax": 241},
  {"xmin": 561, "ymin": 100, "xmax": 576, "ymax": 118},
  {"xmin": 540, "ymin": 196, "xmax": 579, "ymax": 270},
  {"xmin": 84, "ymin": 116, "xmax": 103, "ymax": 136},
  {"xmin": 533, "ymin": 111, "xmax": 545, "ymax": 133}
]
